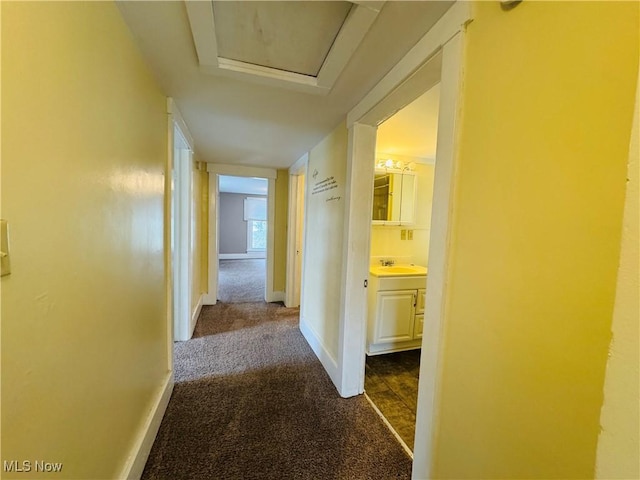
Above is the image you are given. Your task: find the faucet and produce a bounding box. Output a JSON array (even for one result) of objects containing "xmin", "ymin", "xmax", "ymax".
[{"xmin": 380, "ymin": 259, "xmax": 395, "ymax": 267}]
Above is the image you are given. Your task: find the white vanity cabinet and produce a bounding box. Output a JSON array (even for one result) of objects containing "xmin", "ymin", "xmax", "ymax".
[{"xmin": 367, "ymin": 272, "xmax": 427, "ymax": 355}]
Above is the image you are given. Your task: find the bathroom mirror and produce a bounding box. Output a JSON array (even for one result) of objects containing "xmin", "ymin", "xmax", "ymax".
[{"xmin": 372, "ymin": 170, "xmax": 416, "ymax": 224}]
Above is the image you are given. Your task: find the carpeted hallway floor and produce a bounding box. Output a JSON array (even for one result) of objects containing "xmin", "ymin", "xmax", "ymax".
[
  {"xmin": 142, "ymin": 302, "xmax": 413, "ymax": 479},
  {"xmin": 218, "ymin": 259, "xmax": 265, "ymax": 303}
]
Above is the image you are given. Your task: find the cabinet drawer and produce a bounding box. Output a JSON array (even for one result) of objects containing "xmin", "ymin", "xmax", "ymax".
[
  {"xmin": 376, "ymin": 276, "xmax": 426, "ymax": 291},
  {"xmin": 414, "ymin": 314, "xmax": 424, "ymax": 339}
]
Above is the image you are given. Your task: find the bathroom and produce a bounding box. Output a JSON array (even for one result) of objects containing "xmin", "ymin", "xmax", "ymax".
[{"xmin": 364, "ymin": 83, "xmax": 439, "ymax": 453}]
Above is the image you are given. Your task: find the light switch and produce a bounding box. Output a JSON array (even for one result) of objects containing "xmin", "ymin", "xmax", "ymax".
[
  {"xmin": 408, "ymin": 230, "xmax": 414, "ymax": 240},
  {"xmin": 1, "ymin": 220, "xmax": 10, "ymax": 277},
  {"xmin": 400, "ymin": 229, "xmax": 407, "ymax": 240}
]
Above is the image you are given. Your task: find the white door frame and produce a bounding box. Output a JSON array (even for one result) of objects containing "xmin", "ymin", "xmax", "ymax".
[
  {"xmin": 337, "ymin": 3, "xmax": 471, "ymax": 478},
  {"xmin": 168, "ymin": 99, "xmax": 196, "ymax": 342},
  {"xmin": 205, "ymin": 164, "xmax": 278, "ymax": 304},
  {"xmin": 285, "ymin": 153, "xmax": 308, "ymax": 308}
]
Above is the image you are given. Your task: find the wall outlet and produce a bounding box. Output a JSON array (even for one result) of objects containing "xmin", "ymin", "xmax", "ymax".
[
  {"xmin": 408, "ymin": 229, "xmax": 414, "ymax": 240},
  {"xmin": 400, "ymin": 229, "xmax": 407, "ymax": 240}
]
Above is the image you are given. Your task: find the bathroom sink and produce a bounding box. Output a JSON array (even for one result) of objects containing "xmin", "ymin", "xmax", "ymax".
[{"xmin": 370, "ymin": 264, "xmax": 427, "ymax": 277}]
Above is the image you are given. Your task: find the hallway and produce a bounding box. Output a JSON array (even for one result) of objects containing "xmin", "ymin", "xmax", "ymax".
[
  {"xmin": 3, "ymin": 2, "xmax": 638, "ymax": 479},
  {"xmin": 142, "ymin": 302, "xmax": 412, "ymax": 479}
]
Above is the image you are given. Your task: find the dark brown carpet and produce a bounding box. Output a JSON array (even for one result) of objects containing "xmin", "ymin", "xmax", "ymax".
[{"xmin": 142, "ymin": 302, "xmax": 413, "ymax": 480}]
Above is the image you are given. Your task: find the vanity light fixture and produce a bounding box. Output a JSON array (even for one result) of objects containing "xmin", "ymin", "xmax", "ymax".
[{"xmin": 375, "ymin": 159, "xmax": 417, "ymax": 172}]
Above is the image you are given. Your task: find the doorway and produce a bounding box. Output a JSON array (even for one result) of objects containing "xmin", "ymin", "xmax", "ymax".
[
  {"xmin": 363, "ymin": 85, "xmax": 439, "ymax": 453},
  {"xmin": 285, "ymin": 154, "xmax": 308, "ymax": 308},
  {"xmin": 217, "ymin": 175, "xmax": 268, "ymax": 303},
  {"xmin": 205, "ymin": 164, "xmax": 279, "ymax": 306},
  {"xmin": 339, "ymin": 4, "xmax": 470, "ymax": 476},
  {"xmin": 172, "ymin": 120, "xmax": 195, "ymax": 342}
]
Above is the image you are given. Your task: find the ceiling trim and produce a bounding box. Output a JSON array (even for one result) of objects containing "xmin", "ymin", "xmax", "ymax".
[
  {"xmin": 203, "ymin": 57, "xmax": 319, "ymax": 91},
  {"xmin": 315, "ymin": 4, "xmax": 379, "ymax": 90},
  {"xmin": 206, "ymin": 163, "xmax": 277, "ymax": 180},
  {"xmin": 349, "ymin": 1, "xmax": 385, "ymax": 12},
  {"xmin": 167, "ymin": 98, "xmax": 194, "ymax": 151},
  {"xmin": 347, "ymin": 1, "xmax": 471, "ymax": 126},
  {"xmin": 185, "ymin": 1, "xmax": 383, "ymax": 95},
  {"xmin": 184, "ymin": 1, "xmax": 217, "ymax": 66}
]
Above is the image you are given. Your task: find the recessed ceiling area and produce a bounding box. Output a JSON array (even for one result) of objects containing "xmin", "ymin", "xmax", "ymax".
[
  {"xmin": 376, "ymin": 83, "xmax": 440, "ymax": 161},
  {"xmin": 116, "ymin": 1, "xmax": 455, "ymax": 168},
  {"xmin": 185, "ymin": 0, "xmax": 384, "ymax": 94},
  {"xmin": 213, "ymin": 2, "xmax": 353, "ymax": 77}
]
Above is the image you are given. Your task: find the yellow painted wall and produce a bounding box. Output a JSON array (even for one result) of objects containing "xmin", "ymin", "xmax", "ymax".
[
  {"xmin": 1, "ymin": 3, "xmax": 169, "ymax": 478},
  {"xmin": 273, "ymin": 169, "xmax": 289, "ymax": 293},
  {"xmin": 595, "ymin": 69, "xmax": 639, "ymax": 479},
  {"xmin": 431, "ymin": 2, "xmax": 639, "ymax": 478},
  {"xmin": 300, "ymin": 121, "xmax": 348, "ymax": 362}
]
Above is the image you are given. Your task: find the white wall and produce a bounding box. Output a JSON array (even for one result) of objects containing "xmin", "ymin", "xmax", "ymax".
[{"xmin": 299, "ymin": 121, "xmax": 348, "ymax": 385}]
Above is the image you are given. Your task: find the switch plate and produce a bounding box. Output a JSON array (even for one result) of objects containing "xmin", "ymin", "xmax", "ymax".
[
  {"xmin": 408, "ymin": 229, "xmax": 414, "ymax": 240},
  {"xmin": 1, "ymin": 220, "xmax": 10, "ymax": 277},
  {"xmin": 400, "ymin": 229, "xmax": 407, "ymax": 240}
]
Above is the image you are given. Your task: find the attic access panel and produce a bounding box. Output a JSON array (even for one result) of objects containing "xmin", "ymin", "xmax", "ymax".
[
  {"xmin": 185, "ymin": 0, "xmax": 384, "ymax": 95},
  {"xmin": 213, "ymin": 1, "xmax": 352, "ymax": 77}
]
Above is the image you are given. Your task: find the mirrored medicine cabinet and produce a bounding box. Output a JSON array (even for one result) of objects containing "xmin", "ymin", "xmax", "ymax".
[{"xmin": 372, "ymin": 169, "xmax": 416, "ymax": 225}]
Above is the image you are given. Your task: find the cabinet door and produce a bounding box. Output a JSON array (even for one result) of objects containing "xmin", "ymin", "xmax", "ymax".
[
  {"xmin": 416, "ymin": 288, "xmax": 426, "ymax": 315},
  {"xmin": 374, "ymin": 290, "xmax": 416, "ymax": 343},
  {"xmin": 414, "ymin": 314, "xmax": 424, "ymax": 339}
]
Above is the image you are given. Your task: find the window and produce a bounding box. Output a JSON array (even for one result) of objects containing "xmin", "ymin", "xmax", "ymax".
[
  {"xmin": 248, "ymin": 220, "xmax": 267, "ymax": 251},
  {"xmin": 244, "ymin": 197, "xmax": 267, "ymax": 252}
]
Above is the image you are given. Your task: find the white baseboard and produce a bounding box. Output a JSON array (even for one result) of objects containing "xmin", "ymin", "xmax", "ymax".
[
  {"xmin": 190, "ymin": 295, "xmax": 203, "ymax": 337},
  {"xmin": 299, "ymin": 317, "xmax": 341, "ymax": 391},
  {"xmin": 219, "ymin": 252, "xmax": 266, "ymax": 260},
  {"xmin": 202, "ymin": 293, "xmax": 217, "ymax": 305},
  {"xmin": 119, "ymin": 372, "xmax": 174, "ymax": 479},
  {"xmin": 266, "ymin": 290, "xmax": 285, "ymax": 303}
]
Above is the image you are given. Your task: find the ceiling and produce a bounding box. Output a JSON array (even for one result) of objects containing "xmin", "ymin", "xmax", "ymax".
[
  {"xmin": 117, "ymin": 1, "xmax": 453, "ymax": 169},
  {"xmin": 376, "ymin": 83, "xmax": 440, "ymax": 161}
]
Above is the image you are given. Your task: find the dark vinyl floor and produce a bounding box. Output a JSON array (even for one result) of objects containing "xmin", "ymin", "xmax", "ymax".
[{"xmin": 364, "ymin": 349, "xmax": 421, "ymax": 451}]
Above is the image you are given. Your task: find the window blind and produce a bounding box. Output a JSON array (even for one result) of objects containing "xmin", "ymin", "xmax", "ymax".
[{"xmin": 244, "ymin": 197, "xmax": 267, "ymax": 221}]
